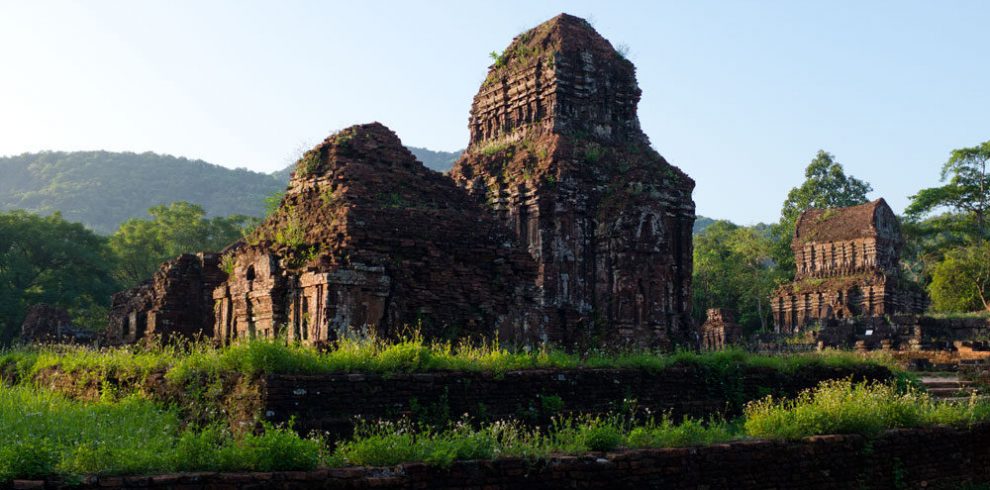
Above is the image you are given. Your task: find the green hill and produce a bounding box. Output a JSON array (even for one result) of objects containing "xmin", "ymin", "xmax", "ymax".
[
  {"xmin": 693, "ymin": 216, "xmax": 716, "ymax": 234},
  {"xmin": 0, "ymin": 151, "xmax": 283, "ymax": 234},
  {"xmin": 1, "ymin": 149, "xmax": 727, "ymax": 236},
  {"xmin": 0, "ymin": 148, "xmax": 462, "ymax": 234}
]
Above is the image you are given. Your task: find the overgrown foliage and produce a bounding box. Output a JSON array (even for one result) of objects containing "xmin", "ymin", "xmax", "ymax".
[
  {"xmin": 0, "ymin": 334, "xmax": 972, "ymax": 483},
  {"xmin": 899, "ymin": 140, "xmax": 990, "ymax": 314},
  {"xmin": 332, "ymin": 414, "xmax": 735, "ymax": 468},
  {"xmin": 0, "ymin": 211, "xmax": 120, "ymax": 342}
]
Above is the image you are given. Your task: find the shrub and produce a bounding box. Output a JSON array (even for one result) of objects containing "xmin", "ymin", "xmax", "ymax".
[
  {"xmin": 275, "ymin": 216, "xmax": 306, "ymax": 248},
  {"xmin": 580, "ymin": 422, "xmax": 623, "ymax": 452},
  {"xmin": 233, "ymin": 421, "xmax": 322, "ymax": 471},
  {"xmin": 296, "ymin": 151, "xmax": 321, "ymax": 177}
]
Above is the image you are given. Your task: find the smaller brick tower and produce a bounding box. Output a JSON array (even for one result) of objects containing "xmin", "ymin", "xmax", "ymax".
[{"xmin": 771, "ymin": 199, "xmax": 926, "ymax": 332}]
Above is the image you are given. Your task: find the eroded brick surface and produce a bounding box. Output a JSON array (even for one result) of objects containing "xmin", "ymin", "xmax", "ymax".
[{"xmin": 19, "ymin": 304, "xmax": 92, "ymax": 344}]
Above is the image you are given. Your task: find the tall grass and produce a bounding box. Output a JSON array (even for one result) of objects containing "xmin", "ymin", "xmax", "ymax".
[
  {"xmin": 0, "ymin": 335, "xmax": 902, "ymax": 387},
  {"xmin": 744, "ymin": 378, "xmax": 990, "ymax": 439},
  {"xmin": 0, "ymin": 384, "xmax": 321, "ymax": 482},
  {"xmin": 331, "ymin": 413, "xmax": 738, "ymax": 467}
]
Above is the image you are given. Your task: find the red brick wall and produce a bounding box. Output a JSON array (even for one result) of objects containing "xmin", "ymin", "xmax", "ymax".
[{"xmin": 256, "ymin": 364, "xmax": 891, "ymax": 438}]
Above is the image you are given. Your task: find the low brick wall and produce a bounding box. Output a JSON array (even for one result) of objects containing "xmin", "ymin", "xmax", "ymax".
[
  {"xmin": 257, "ymin": 364, "xmax": 891, "ymax": 437},
  {"xmin": 28, "ymin": 423, "xmax": 990, "ymax": 489}
]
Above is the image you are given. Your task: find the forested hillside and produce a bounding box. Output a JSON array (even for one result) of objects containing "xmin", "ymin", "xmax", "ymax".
[
  {"xmin": 0, "ymin": 151, "xmax": 282, "ymax": 234},
  {"xmin": 0, "ymin": 147, "xmax": 462, "ymax": 234}
]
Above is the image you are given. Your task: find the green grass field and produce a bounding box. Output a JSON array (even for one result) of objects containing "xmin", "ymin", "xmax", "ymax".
[{"xmin": 1, "ymin": 337, "xmax": 985, "ymax": 482}]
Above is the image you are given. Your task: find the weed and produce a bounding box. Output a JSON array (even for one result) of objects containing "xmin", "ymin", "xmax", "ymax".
[
  {"xmin": 275, "ymin": 206, "xmax": 306, "ymax": 248},
  {"xmin": 220, "ymin": 254, "xmax": 236, "ymax": 275},
  {"xmin": 296, "ymin": 151, "xmax": 321, "ymax": 178},
  {"xmin": 320, "ymin": 187, "xmax": 338, "ymax": 207},
  {"xmin": 539, "ymin": 394, "xmax": 564, "ymax": 415},
  {"xmin": 478, "ymin": 140, "xmax": 511, "ymax": 157},
  {"xmin": 379, "ymin": 192, "xmax": 408, "ymax": 209},
  {"xmin": 584, "ymin": 144, "xmax": 605, "ymax": 164}
]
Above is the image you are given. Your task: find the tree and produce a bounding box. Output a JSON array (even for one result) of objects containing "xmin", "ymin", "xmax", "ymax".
[
  {"xmin": 109, "ymin": 202, "xmax": 257, "ymax": 287},
  {"xmin": 780, "ymin": 150, "xmax": 873, "ymax": 225},
  {"xmin": 928, "ymin": 242, "xmax": 990, "ymax": 313},
  {"xmin": 773, "ymin": 150, "xmax": 873, "ymax": 279},
  {"xmin": 906, "ymin": 140, "xmax": 990, "ymax": 239},
  {"xmin": 0, "ymin": 211, "xmax": 120, "ymax": 342},
  {"xmin": 900, "ymin": 212, "xmax": 972, "ymax": 285},
  {"xmin": 693, "ymin": 221, "xmax": 782, "ymax": 332}
]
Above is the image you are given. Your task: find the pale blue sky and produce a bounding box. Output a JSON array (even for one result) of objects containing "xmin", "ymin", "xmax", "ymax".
[{"xmin": 1, "ymin": 1, "xmax": 987, "ymax": 224}]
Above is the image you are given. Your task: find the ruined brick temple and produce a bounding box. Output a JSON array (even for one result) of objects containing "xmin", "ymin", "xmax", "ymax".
[
  {"xmin": 771, "ymin": 199, "xmax": 926, "ymax": 333},
  {"xmin": 450, "ymin": 14, "xmax": 695, "ymax": 347},
  {"xmin": 107, "ymin": 253, "xmax": 225, "ymax": 343},
  {"xmin": 107, "ymin": 14, "xmax": 696, "ymax": 349},
  {"xmin": 699, "ymin": 308, "xmax": 742, "ymax": 351}
]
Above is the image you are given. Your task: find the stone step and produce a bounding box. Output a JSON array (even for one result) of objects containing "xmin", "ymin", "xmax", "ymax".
[
  {"xmin": 921, "ymin": 381, "xmax": 973, "ymax": 390},
  {"xmin": 938, "ymin": 396, "xmax": 988, "ymax": 403},
  {"xmin": 926, "ymin": 387, "xmax": 979, "ymax": 397}
]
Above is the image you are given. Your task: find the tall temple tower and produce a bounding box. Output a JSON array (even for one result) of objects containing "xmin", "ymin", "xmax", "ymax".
[{"xmin": 451, "ymin": 14, "xmax": 697, "ymax": 348}]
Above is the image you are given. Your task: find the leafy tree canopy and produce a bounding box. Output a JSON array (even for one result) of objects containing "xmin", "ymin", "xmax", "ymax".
[
  {"xmin": 109, "ymin": 202, "xmax": 257, "ymax": 287},
  {"xmin": 928, "ymin": 242, "xmax": 990, "ymax": 313},
  {"xmin": 0, "ymin": 210, "xmax": 120, "ymax": 342},
  {"xmin": 780, "ymin": 150, "xmax": 873, "ymax": 225},
  {"xmin": 693, "ymin": 220, "xmax": 783, "ymax": 332},
  {"xmin": 906, "ymin": 140, "xmax": 990, "ymax": 239}
]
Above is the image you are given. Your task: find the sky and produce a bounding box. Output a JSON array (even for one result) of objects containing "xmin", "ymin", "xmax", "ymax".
[{"xmin": 1, "ymin": 1, "xmax": 988, "ymax": 224}]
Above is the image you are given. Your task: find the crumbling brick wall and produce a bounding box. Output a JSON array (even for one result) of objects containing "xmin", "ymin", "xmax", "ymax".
[
  {"xmin": 19, "ymin": 304, "xmax": 92, "ymax": 344},
  {"xmin": 107, "ymin": 253, "xmax": 223, "ymax": 343},
  {"xmin": 256, "ymin": 364, "xmax": 890, "ymax": 438},
  {"xmin": 215, "ymin": 123, "xmax": 543, "ymax": 344}
]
